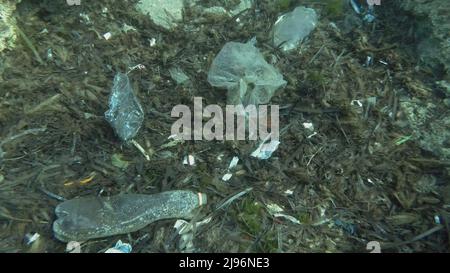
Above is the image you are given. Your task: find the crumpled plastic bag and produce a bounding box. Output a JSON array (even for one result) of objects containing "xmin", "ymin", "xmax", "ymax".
[
  {"xmin": 105, "ymin": 72, "xmax": 144, "ymax": 142},
  {"xmin": 273, "ymin": 6, "xmax": 318, "ymax": 51},
  {"xmin": 207, "ymin": 40, "xmax": 286, "ymax": 106}
]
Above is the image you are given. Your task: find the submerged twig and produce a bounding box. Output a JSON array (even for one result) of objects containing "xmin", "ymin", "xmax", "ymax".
[{"xmin": 15, "ymin": 24, "xmax": 45, "ymax": 65}]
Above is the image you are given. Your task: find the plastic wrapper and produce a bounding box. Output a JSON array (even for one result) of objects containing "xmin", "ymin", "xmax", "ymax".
[
  {"xmin": 207, "ymin": 40, "xmax": 286, "ymax": 106},
  {"xmin": 273, "ymin": 6, "xmax": 318, "ymax": 51},
  {"xmin": 105, "ymin": 72, "xmax": 144, "ymax": 142}
]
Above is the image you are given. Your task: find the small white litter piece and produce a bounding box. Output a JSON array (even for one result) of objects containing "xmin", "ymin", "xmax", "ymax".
[
  {"xmin": 228, "ymin": 156, "xmax": 239, "ymax": 169},
  {"xmin": 222, "ymin": 156, "xmax": 239, "ymax": 181},
  {"xmin": 66, "ymin": 241, "xmax": 81, "ymax": 253},
  {"xmin": 351, "ymin": 99, "xmax": 363, "ymax": 108},
  {"xmin": 251, "ymin": 134, "xmax": 280, "ymax": 160},
  {"xmin": 103, "ymin": 32, "xmax": 112, "ymax": 40},
  {"xmin": 307, "ymin": 132, "xmax": 317, "ymax": 139},
  {"xmin": 183, "ymin": 155, "xmax": 195, "ymax": 166},
  {"xmin": 222, "ymin": 173, "xmax": 233, "ymax": 182},
  {"xmin": 302, "ymin": 122, "xmax": 314, "ymax": 131},
  {"xmin": 105, "ymin": 240, "xmax": 132, "ymax": 253},
  {"xmin": 434, "ymin": 215, "xmax": 441, "ymax": 225},
  {"xmin": 24, "ymin": 233, "xmax": 40, "ymax": 245},
  {"xmin": 267, "ymin": 203, "xmax": 284, "ymax": 214},
  {"xmin": 266, "ymin": 203, "xmax": 301, "ymax": 225},
  {"xmin": 174, "ymin": 217, "xmax": 212, "ymax": 235},
  {"xmin": 149, "ymin": 38, "xmax": 157, "ymax": 47},
  {"xmin": 161, "ymin": 134, "xmax": 184, "ymax": 148}
]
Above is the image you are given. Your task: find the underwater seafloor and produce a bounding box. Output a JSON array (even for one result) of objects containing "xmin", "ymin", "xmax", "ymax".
[{"xmin": 1, "ymin": 0, "xmax": 449, "ymax": 253}]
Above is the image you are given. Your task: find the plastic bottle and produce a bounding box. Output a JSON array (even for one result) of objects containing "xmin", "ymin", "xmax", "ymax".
[{"xmin": 53, "ymin": 190, "xmax": 207, "ymax": 242}]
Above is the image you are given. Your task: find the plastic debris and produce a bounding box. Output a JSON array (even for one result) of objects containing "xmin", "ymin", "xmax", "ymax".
[
  {"xmin": 267, "ymin": 203, "xmax": 284, "ymax": 214},
  {"xmin": 135, "ymin": 0, "xmax": 184, "ymax": 30},
  {"xmin": 302, "ymin": 122, "xmax": 314, "ymax": 131},
  {"xmin": 149, "ymin": 38, "xmax": 156, "ymax": 47},
  {"xmin": 365, "ymin": 55, "xmax": 373, "ymax": 67},
  {"xmin": 251, "ymin": 133, "xmax": 280, "ymax": 160},
  {"xmin": 161, "ymin": 134, "xmax": 185, "ymax": 148},
  {"xmin": 434, "ymin": 215, "xmax": 441, "ymax": 225},
  {"xmin": 169, "ymin": 67, "xmax": 190, "ymax": 84},
  {"xmin": 267, "ymin": 203, "xmax": 301, "ymax": 225},
  {"xmin": 103, "ymin": 32, "xmax": 112, "ymax": 40},
  {"xmin": 272, "ymin": 6, "xmax": 318, "ymax": 52},
  {"xmin": 174, "ymin": 217, "xmax": 211, "ymax": 235},
  {"xmin": 105, "ymin": 72, "xmax": 144, "ymax": 142},
  {"xmin": 222, "ymin": 156, "xmax": 239, "ymax": 181},
  {"xmin": 207, "ymin": 40, "xmax": 286, "ymax": 106},
  {"xmin": 183, "ymin": 155, "xmax": 195, "ymax": 166},
  {"xmin": 66, "ymin": 241, "xmax": 81, "ymax": 253},
  {"xmin": 24, "ymin": 233, "xmax": 40, "ymax": 245},
  {"xmin": 221, "ymin": 173, "xmax": 233, "ymax": 182},
  {"xmin": 105, "ymin": 240, "xmax": 132, "ymax": 253},
  {"xmin": 173, "ymin": 216, "xmax": 211, "ymax": 252},
  {"xmin": 349, "ymin": 0, "xmax": 377, "ymax": 23},
  {"xmin": 53, "ymin": 190, "xmax": 207, "ymax": 242}
]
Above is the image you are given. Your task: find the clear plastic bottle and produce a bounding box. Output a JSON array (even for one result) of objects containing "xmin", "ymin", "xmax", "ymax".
[{"xmin": 53, "ymin": 190, "xmax": 207, "ymax": 242}]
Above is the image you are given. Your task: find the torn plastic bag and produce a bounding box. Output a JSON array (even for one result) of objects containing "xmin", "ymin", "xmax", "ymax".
[
  {"xmin": 53, "ymin": 190, "xmax": 207, "ymax": 242},
  {"xmin": 105, "ymin": 72, "xmax": 144, "ymax": 142},
  {"xmin": 273, "ymin": 6, "xmax": 318, "ymax": 51},
  {"xmin": 207, "ymin": 40, "xmax": 286, "ymax": 106}
]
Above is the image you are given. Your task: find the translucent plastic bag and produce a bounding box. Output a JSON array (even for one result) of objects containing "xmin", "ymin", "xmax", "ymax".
[
  {"xmin": 105, "ymin": 73, "xmax": 144, "ymax": 142},
  {"xmin": 53, "ymin": 190, "xmax": 207, "ymax": 242},
  {"xmin": 207, "ymin": 40, "xmax": 286, "ymax": 106},
  {"xmin": 273, "ymin": 6, "xmax": 318, "ymax": 51}
]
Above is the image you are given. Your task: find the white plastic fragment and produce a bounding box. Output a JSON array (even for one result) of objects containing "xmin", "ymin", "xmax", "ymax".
[
  {"xmin": 228, "ymin": 156, "xmax": 239, "ymax": 169},
  {"xmin": 302, "ymin": 122, "xmax": 314, "ymax": 131},
  {"xmin": 251, "ymin": 134, "xmax": 280, "ymax": 160},
  {"xmin": 183, "ymin": 155, "xmax": 195, "ymax": 166},
  {"xmin": 266, "ymin": 203, "xmax": 301, "ymax": 224},
  {"xmin": 267, "ymin": 203, "xmax": 284, "ymax": 214},
  {"xmin": 66, "ymin": 241, "xmax": 81, "ymax": 253},
  {"xmin": 24, "ymin": 233, "xmax": 40, "ymax": 245},
  {"xmin": 307, "ymin": 132, "xmax": 317, "ymax": 139},
  {"xmin": 161, "ymin": 135, "xmax": 184, "ymax": 148},
  {"xmin": 122, "ymin": 24, "xmax": 137, "ymax": 33},
  {"xmin": 105, "ymin": 240, "xmax": 132, "ymax": 253},
  {"xmin": 434, "ymin": 215, "xmax": 441, "ymax": 225},
  {"xmin": 103, "ymin": 32, "xmax": 112, "ymax": 40},
  {"xmin": 222, "ymin": 173, "xmax": 233, "ymax": 182},
  {"xmin": 351, "ymin": 99, "xmax": 363, "ymax": 108},
  {"xmin": 174, "ymin": 217, "xmax": 212, "ymax": 235},
  {"xmin": 149, "ymin": 38, "xmax": 156, "ymax": 47},
  {"xmin": 222, "ymin": 156, "xmax": 240, "ymax": 181}
]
